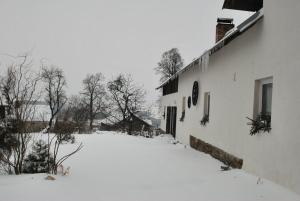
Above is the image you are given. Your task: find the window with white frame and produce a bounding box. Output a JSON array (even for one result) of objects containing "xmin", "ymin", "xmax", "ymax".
[
  {"xmin": 182, "ymin": 97, "xmax": 186, "ymax": 113},
  {"xmin": 253, "ymin": 77, "xmax": 273, "ymax": 121},
  {"xmin": 180, "ymin": 97, "xmax": 186, "ymax": 122},
  {"xmin": 201, "ymin": 92, "xmax": 210, "ymax": 126},
  {"xmin": 204, "ymin": 92, "xmax": 210, "ymax": 117}
]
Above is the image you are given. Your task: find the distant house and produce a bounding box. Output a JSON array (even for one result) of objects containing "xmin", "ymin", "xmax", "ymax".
[
  {"xmin": 136, "ymin": 111, "xmax": 161, "ymax": 129},
  {"xmin": 157, "ymin": 0, "xmax": 300, "ymax": 194},
  {"xmin": 101, "ymin": 114, "xmax": 157, "ymax": 137},
  {"xmin": 27, "ymin": 101, "xmax": 51, "ymax": 132},
  {"xmin": 0, "ymin": 101, "xmax": 50, "ymax": 132}
]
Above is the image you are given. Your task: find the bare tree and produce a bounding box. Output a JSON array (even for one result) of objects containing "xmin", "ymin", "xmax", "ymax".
[
  {"xmin": 107, "ymin": 74, "xmax": 146, "ymax": 133},
  {"xmin": 41, "ymin": 65, "xmax": 67, "ymax": 173},
  {"xmin": 0, "ymin": 54, "xmax": 40, "ymax": 174},
  {"xmin": 41, "ymin": 66, "xmax": 83, "ymax": 174},
  {"xmin": 81, "ymin": 73, "xmax": 106, "ymax": 131},
  {"xmin": 41, "ymin": 66, "xmax": 67, "ymax": 130},
  {"xmin": 68, "ymin": 95, "xmax": 89, "ymax": 133},
  {"xmin": 155, "ymin": 48, "xmax": 183, "ymax": 83}
]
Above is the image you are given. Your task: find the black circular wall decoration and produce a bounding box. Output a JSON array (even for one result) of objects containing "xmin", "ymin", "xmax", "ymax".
[
  {"xmin": 192, "ymin": 81, "xmax": 199, "ymax": 106},
  {"xmin": 187, "ymin": 96, "xmax": 191, "ymax": 109}
]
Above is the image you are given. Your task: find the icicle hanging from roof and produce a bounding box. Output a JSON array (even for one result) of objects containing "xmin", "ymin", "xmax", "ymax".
[
  {"xmin": 201, "ymin": 51, "xmax": 210, "ymax": 72},
  {"xmin": 198, "ymin": 57, "xmax": 202, "ymax": 71}
]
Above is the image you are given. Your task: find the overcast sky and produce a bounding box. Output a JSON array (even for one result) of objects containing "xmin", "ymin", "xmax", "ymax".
[{"xmin": 0, "ymin": 0, "xmax": 251, "ymax": 105}]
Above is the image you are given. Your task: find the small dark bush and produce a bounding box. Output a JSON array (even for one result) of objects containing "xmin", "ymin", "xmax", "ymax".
[
  {"xmin": 53, "ymin": 121, "xmax": 76, "ymax": 143},
  {"xmin": 23, "ymin": 140, "xmax": 54, "ymax": 174},
  {"xmin": 53, "ymin": 121, "xmax": 76, "ymax": 135}
]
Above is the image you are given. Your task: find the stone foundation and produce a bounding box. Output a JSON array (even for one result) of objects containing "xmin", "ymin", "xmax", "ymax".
[{"xmin": 190, "ymin": 135, "xmax": 243, "ymax": 169}]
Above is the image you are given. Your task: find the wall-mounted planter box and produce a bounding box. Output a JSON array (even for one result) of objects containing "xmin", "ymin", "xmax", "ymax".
[{"xmin": 247, "ymin": 114, "xmax": 271, "ymax": 136}]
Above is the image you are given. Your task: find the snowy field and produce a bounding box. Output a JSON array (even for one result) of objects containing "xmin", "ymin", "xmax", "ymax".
[{"xmin": 0, "ymin": 132, "xmax": 299, "ymax": 201}]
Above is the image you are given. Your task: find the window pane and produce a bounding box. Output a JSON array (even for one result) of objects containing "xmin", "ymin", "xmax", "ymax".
[
  {"xmin": 207, "ymin": 94, "xmax": 210, "ymax": 116},
  {"xmin": 204, "ymin": 92, "xmax": 210, "ymax": 116},
  {"xmin": 262, "ymin": 83, "xmax": 272, "ymax": 115}
]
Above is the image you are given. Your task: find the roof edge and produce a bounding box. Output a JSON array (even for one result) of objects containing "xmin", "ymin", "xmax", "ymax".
[{"xmin": 156, "ymin": 9, "xmax": 264, "ymax": 90}]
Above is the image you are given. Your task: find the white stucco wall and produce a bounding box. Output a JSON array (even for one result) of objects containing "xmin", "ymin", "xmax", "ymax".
[{"xmin": 159, "ymin": 0, "xmax": 300, "ymax": 194}]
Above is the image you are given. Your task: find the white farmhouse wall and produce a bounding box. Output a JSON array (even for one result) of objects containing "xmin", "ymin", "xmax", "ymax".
[{"xmin": 159, "ymin": 0, "xmax": 300, "ymax": 194}]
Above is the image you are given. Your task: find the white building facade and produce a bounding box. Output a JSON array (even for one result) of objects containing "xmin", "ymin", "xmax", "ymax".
[{"xmin": 158, "ymin": 0, "xmax": 300, "ymax": 194}]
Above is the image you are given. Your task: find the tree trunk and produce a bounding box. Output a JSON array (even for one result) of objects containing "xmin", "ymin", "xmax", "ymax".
[
  {"xmin": 47, "ymin": 132, "xmax": 51, "ymax": 173},
  {"xmin": 89, "ymin": 118, "xmax": 93, "ymax": 132},
  {"xmin": 48, "ymin": 116, "xmax": 54, "ymax": 132},
  {"xmin": 89, "ymin": 96, "xmax": 93, "ymax": 132},
  {"xmin": 14, "ymin": 167, "xmax": 20, "ymax": 175}
]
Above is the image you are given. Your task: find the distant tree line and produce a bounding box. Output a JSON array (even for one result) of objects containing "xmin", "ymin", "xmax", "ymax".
[{"xmin": 0, "ymin": 52, "xmax": 146, "ymax": 175}]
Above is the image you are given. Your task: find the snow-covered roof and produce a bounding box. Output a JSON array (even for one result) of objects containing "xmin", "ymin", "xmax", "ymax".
[{"xmin": 156, "ymin": 9, "xmax": 264, "ymax": 90}]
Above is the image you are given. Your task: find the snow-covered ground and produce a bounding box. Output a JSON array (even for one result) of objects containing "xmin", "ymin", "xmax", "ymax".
[{"xmin": 0, "ymin": 132, "xmax": 299, "ymax": 201}]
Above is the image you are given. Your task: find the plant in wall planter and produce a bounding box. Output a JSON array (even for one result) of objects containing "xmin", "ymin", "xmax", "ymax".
[
  {"xmin": 200, "ymin": 115, "xmax": 209, "ymax": 126},
  {"xmin": 247, "ymin": 114, "xmax": 271, "ymax": 136}
]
